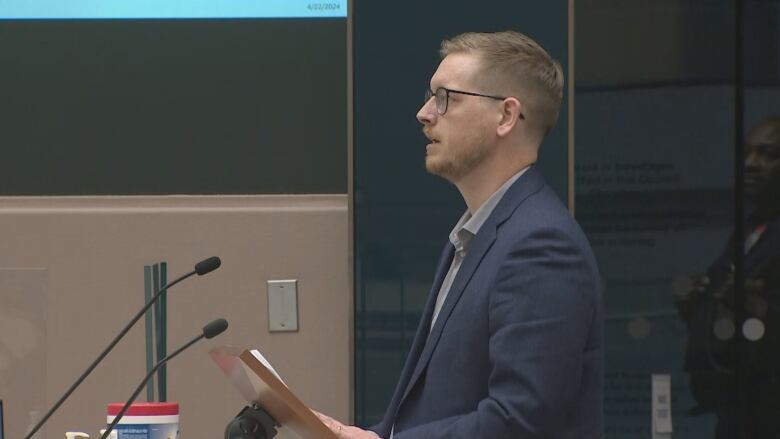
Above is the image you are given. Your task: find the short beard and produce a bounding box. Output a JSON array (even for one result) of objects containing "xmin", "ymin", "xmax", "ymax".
[{"xmin": 425, "ymin": 139, "xmax": 491, "ymax": 182}]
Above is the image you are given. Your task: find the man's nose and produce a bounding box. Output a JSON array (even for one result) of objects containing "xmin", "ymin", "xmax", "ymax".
[{"xmin": 417, "ymin": 97, "xmax": 437, "ymax": 125}]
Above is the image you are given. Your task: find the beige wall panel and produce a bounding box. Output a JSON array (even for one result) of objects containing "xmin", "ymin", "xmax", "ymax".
[{"xmin": 0, "ymin": 195, "xmax": 350, "ymax": 439}]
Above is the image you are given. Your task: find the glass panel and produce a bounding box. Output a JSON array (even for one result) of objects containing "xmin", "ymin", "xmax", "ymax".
[
  {"xmin": 575, "ymin": 1, "xmax": 737, "ymax": 437},
  {"xmin": 0, "ymin": 268, "xmax": 48, "ymax": 439},
  {"xmin": 739, "ymin": 0, "xmax": 780, "ymax": 436}
]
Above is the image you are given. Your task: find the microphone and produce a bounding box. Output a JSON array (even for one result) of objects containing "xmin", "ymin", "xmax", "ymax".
[
  {"xmin": 195, "ymin": 256, "xmax": 221, "ymax": 275},
  {"xmin": 101, "ymin": 318, "xmax": 229, "ymax": 439},
  {"xmin": 24, "ymin": 256, "xmax": 222, "ymax": 439}
]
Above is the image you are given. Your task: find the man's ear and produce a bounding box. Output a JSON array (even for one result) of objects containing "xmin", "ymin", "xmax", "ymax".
[{"xmin": 496, "ymin": 97, "xmax": 523, "ymax": 137}]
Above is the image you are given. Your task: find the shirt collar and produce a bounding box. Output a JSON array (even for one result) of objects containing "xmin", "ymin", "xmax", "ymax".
[{"xmin": 448, "ymin": 166, "xmax": 530, "ymax": 253}]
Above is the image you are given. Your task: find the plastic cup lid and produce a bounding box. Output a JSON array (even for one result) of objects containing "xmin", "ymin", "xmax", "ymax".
[{"xmin": 107, "ymin": 402, "xmax": 179, "ymax": 416}]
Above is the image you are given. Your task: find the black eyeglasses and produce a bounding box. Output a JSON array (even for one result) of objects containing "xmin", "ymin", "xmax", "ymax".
[{"xmin": 424, "ymin": 87, "xmax": 507, "ymax": 115}]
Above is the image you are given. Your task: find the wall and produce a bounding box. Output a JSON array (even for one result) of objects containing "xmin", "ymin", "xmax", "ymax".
[{"xmin": 0, "ymin": 195, "xmax": 350, "ymax": 439}]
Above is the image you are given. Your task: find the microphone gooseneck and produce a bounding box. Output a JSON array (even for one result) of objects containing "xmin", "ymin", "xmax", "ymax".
[{"xmin": 101, "ymin": 318, "xmax": 228, "ymax": 439}]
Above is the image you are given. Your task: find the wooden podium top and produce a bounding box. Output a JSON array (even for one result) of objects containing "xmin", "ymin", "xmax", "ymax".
[{"xmin": 210, "ymin": 346, "xmax": 337, "ymax": 439}]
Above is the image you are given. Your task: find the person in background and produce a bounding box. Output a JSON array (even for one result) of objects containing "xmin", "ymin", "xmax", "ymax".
[{"xmin": 675, "ymin": 117, "xmax": 780, "ymax": 438}]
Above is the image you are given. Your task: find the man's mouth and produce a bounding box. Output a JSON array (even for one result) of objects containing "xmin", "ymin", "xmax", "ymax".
[{"xmin": 423, "ymin": 130, "xmax": 439, "ymax": 144}]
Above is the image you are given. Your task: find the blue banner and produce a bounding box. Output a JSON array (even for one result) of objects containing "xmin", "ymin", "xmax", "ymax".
[{"xmin": 0, "ymin": 0, "xmax": 347, "ymax": 19}]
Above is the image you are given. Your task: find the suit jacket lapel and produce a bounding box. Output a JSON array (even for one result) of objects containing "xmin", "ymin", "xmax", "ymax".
[
  {"xmin": 398, "ymin": 167, "xmax": 546, "ymax": 405},
  {"xmin": 409, "ymin": 242, "xmax": 456, "ymax": 362},
  {"xmin": 384, "ymin": 242, "xmax": 454, "ymax": 429}
]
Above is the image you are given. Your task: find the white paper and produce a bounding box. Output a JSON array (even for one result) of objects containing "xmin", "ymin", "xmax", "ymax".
[{"xmin": 250, "ymin": 349, "xmax": 287, "ymax": 386}]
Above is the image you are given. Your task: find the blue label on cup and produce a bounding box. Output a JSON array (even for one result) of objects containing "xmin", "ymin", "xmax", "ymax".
[{"xmin": 113, "ymin": 423, "xmax": 178, "ymax": 439}]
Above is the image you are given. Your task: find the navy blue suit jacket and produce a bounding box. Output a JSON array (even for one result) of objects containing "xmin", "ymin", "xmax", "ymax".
[{"xmin": 371, "ymin": 167, "xmax": 604, "ymax": 439}]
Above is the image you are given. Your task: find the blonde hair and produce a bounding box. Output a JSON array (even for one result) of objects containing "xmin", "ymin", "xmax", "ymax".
[{"xmin": 440, "ymin": 31, "xmax": 564, "ymax": 138}]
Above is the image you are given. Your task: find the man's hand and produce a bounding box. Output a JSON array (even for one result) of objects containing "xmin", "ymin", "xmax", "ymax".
[
  {"xmin": 745, "ymin": 279, "xmax": 768, "ymax": 318},
  {"xmin": 313, "ymin": 411, "xmax": 382, "ymax": 439},
  {"xmin": 674, "ymin": 273, "xmax": 710, "ymax": 322}
]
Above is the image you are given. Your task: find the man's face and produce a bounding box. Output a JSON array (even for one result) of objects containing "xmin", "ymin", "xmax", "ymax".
[
  {"xmin": 416, "ymin": 53, "xmax": 500, "ymax": 183},
  {"xmin": 744, "ymin": 138, "xmax": 780, "ymax": 205}
]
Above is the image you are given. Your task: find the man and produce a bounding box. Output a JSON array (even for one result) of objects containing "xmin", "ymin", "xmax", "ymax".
[
  {"xmin": 318, "ymin": 30, "xmax": 603, "ymax": 439},
  {"xmin": 675, "ymin": 117, "xmax": 780, "ymax": 438}
]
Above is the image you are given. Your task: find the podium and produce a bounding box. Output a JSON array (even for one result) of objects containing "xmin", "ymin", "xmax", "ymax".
[{"xmin": 209, "ymin": 346, "xmax": 337, "ymax": 439}]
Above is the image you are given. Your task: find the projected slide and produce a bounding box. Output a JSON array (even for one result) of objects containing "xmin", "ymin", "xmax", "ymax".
[{"xmin": 0, "ymin": 0, "xmax": 347, "ymax": 19}]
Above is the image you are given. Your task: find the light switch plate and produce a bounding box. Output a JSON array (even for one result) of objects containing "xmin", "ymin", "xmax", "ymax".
[{"xmin": 267, "ymin": 279, "xmax": 298, "ymax": 332}]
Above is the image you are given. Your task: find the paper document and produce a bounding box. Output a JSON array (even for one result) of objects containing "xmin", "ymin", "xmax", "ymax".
[{"xmin": 250, "ymin": 349, "xmax": 286, "ymax": 386}]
